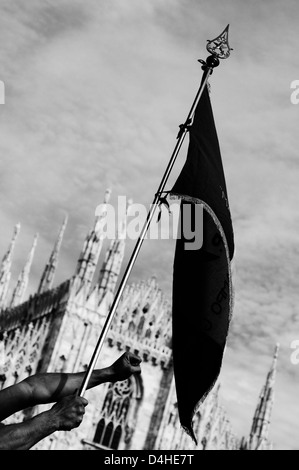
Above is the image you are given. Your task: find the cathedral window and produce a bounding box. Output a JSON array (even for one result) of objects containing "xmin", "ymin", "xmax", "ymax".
[
  {"xmin": 94, "ymin": 418, "xmax": 105, "ymax": 444},
  {"xmin": 93, "ymin": 374, "xmax": 143, "ymax": 449},
  {"xmin": 102, "ymin": 422, "xmax": 113, "ymax": 447},
  {"xmin": 111, "ymin": 425, "xmax": 122, "ymax": 449}
]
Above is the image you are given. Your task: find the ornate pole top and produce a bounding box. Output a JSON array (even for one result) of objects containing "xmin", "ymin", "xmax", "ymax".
[
  {"xmin": 198, "ymin": 24, "xmax": 233, "ymax": 72},
  {"xmin": 206, "ymin": 24, "xmax": 233, "ymax": 60}
]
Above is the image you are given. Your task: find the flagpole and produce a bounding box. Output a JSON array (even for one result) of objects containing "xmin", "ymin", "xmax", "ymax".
[{"xmin": 78, "ymin": 26, "xmax": 232, "ymax": 397}]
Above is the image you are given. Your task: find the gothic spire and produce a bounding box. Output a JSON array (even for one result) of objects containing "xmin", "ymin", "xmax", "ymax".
[
  {"xmin": 248, "ymin": 343, "xmax": 279, "ymax": 449},
  {"xmin": 10, "ymin": 233, "xmax": 38, "ymax": 308},
  {"xmin": 37, "ymin": 215, "xmax": 68, "ymax": 295},
  {"xmin": 74, "ymin": 189, "xmax": 111, "ymax": 289},
  {"xmin": 96, "ymin": 198, "xmax": 132, "ymax": 299},
  {"xmin": 0, "ymin": 223, "xmax": 21, "ymax": 309}
]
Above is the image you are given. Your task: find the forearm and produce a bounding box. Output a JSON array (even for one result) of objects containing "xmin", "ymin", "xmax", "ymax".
[
  {"xmin": 25, "ymin": 367, "xmax": 115, "ymax": 404},
  {"xmin": 0, "ymin": 352, "xmax": 140, "ymax": 421},
  {"xmin": 0, "ymin": 367, "xmax": 115, "ymax": 421},
  {"xmin": 0, "ymin": 409, "xmax": 57, "ymax": 450},
  {"xmin": 0, "ymin": 381, "xmax": 32, "ymax": 422}
]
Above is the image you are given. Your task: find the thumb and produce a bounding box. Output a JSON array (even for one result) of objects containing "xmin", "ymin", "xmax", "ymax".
[
  {"xmin": 80, "ymin": 397, "xmax": 89, "ymax": 407},
  {"xmin": 127, "ymin": 352, "xmax": 142, "ymax": 366}
]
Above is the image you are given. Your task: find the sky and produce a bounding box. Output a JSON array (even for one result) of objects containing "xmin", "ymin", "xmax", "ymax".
[{"xmin": 0, "ymin": 0, "xmax": 298, "ymax": 450}]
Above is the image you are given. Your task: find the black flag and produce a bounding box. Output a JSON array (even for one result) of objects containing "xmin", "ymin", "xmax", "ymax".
[{"xmin": 171, "ymin": 83, "xmax": 234, "ymax": 442}]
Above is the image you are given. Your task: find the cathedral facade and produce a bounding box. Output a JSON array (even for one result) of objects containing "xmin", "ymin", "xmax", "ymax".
[{"xmin": 0, "ymin": 191, "xmax": 277, "ymax": 450}]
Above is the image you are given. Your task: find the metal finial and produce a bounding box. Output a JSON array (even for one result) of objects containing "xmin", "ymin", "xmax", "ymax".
[{"xmin": 206, "ymin": 24, "xmax": 233, "ymax": 59}]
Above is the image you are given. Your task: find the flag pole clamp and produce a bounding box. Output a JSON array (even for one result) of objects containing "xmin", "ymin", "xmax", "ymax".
[{"xmin": 177, "ymin": 118, "xmax": 192, "ymax": 139}]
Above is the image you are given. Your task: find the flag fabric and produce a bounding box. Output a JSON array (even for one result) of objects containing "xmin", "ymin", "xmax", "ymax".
[{"xmin": 170, "ymin": 81, "xmax": 234, "ymax": 443}]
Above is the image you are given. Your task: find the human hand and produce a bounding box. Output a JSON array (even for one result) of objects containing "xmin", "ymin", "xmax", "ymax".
[
  {"xmin": 50, "ymin": 395, "xmax": 88, "ymax": 431},
  {"xmin": 109, "ymin": 352, "xmax": 142, "ymax": 382}
]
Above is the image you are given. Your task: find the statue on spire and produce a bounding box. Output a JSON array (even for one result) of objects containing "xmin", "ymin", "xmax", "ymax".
[
  {"xmin": 37, "ymin": 215, "xmax": 68, "ymax": 295},
  {"xmin": 10, "ymin": 233, "xmax": 38, "ymax": 308},
  {"xmin": 0, "ymin": 224, "xmax": 21, "ymax": 310},
  {"xmin": 74, "ymin": 189, "xmax": 111, "ymax": 290},
  {"xmin": 97, "ymin": 198, "xmax": 132, "ymax": 299}
]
